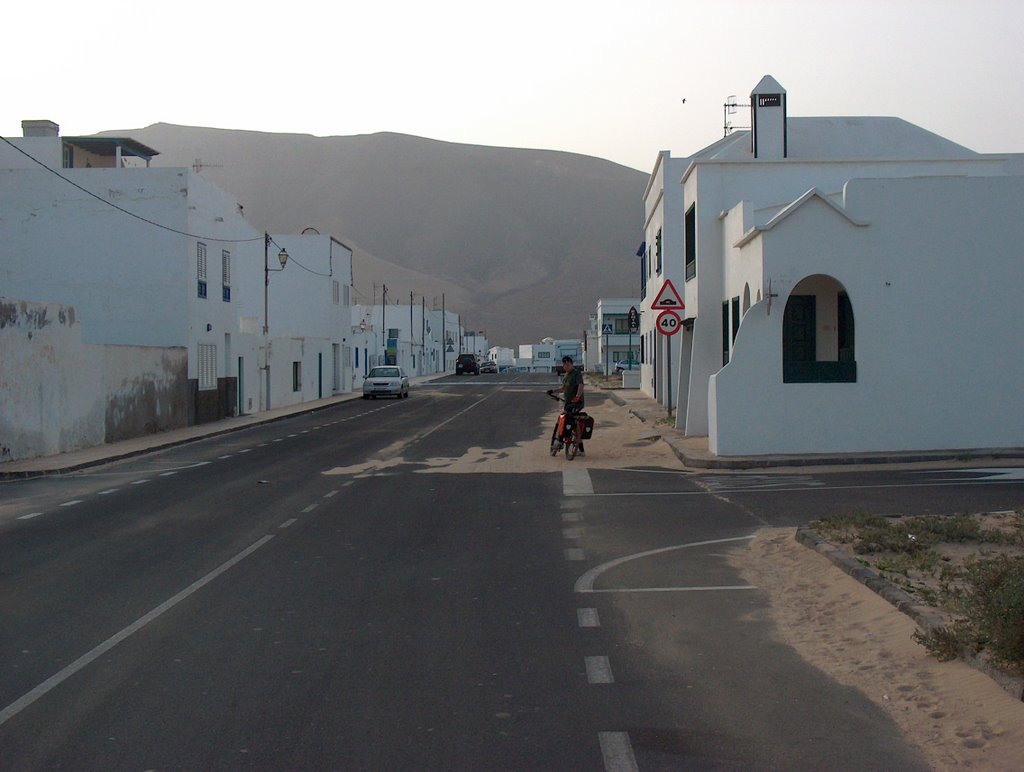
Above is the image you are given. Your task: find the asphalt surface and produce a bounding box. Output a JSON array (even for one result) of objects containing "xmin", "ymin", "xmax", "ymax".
[{"xmin": 2, "ymin": 373, "xmax": 1023, "ymax": 769}]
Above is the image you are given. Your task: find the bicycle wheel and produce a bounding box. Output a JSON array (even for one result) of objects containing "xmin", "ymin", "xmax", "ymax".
[{"xmin": 565, "ymin": 423, "xmax": 579, "ymax": 460}]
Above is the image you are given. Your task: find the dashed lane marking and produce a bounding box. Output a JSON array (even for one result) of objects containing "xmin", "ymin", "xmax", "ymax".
[
  {"xmin": 586, "ymin": 656, "xmax": 614, "ymax": 684},
  {"xmin": 577, "ymin": 608, "xmax": 600, "ymax": 628},
  {"xmin": 599, "ymin": 732, "xmax": 639, "ymax": 772}
]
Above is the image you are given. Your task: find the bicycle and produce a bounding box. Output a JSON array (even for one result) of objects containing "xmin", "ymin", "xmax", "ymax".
[{"xmin": 546, "ymin": 391, "xmax": 592, "ymax": 460}]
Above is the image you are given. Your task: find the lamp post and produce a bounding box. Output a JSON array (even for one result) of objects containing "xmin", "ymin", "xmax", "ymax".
[
  {"xmin": 263, "ymin": 233, "xmax": 289, "ymax": 336},
  {"xmin": 260, "ymin": 233, "xmax": 289, "ymax": 411}
]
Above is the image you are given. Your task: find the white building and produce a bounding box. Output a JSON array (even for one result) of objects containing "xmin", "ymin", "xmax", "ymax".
[
  {"xmin": 646, "ymin": 76, "xmax": 1024, "ymax": 456},
  {"xmin": 350, "ymin": 303, "xmax": 461, "ymax": 385},
  {"xmin": 517, "ymin": 342, "xmax": 558, "ymax": 372},
  {"xmin": 0, "ymin": 120, "xmax": 356, "ymax": 459},
  {"xmin": 488, "ymin": 346, "xmax": 516, "ymax": 368},
  {"xmin": 592, "ymin": 298, "xmax": 641, "ymax": 374},
  {"xmin": 640, "ymin": 151, "xmax": 689, "ymax": 404}
]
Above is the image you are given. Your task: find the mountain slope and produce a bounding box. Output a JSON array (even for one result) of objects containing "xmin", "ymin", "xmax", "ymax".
[{"xmin": 103, "ymin": 124, "xmax": 647, "ymax": 344}]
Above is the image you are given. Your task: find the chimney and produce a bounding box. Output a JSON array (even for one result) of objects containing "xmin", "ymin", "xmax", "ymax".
[
  {"xmin": 22, "ymin": 119, "xmax": 60, "ymax": 138},
  {"xmin": 750, "ymin": 76, "xmax": 787, "ymax": 159}
]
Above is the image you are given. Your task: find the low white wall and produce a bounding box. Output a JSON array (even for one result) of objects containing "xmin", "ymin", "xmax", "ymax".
[
  {"xmin": 710, "ymin": 175, "xmax": 1024, "ymax": 456},
  {"xmin": 1, "ymin": 298, "xmax": 188, "ymax": 462}
]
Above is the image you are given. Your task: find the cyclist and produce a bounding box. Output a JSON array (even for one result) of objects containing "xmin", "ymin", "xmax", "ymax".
[{"xmin": 547, "ymin": 355, "xmax": 585, "ymax": 455}]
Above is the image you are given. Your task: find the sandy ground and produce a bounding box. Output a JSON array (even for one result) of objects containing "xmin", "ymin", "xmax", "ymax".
[
  {"xmin": 324, "ymin": 389, "xmax": 685, "ymax": 477},
  {"xmin": 734, "ymin": 530, "xmax": 1024, "ymax": 769},
  {"xmin": 324, "ymin": 391, "xmax": 1024, "ymax": 767}
]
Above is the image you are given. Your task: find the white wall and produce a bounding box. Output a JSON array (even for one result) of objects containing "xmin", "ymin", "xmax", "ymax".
[
  {"xmin": 710, "ymin": 175, "xmax": 1024, "ymax": 455},
  {"xmin": 0, "ymin": 298, "xmax": 188, "ymax": 461}
]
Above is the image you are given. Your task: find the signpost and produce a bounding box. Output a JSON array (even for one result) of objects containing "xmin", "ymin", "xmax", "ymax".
[
  {"xmin": 601, "ymin": 322, "xmax": 613, "ymax": 374},
  {"xmin": 627, "ymin": 306, "xmax": 639, "ymax": 369},
  {"xmin": 654, "ymin": 290, "xmax": 685, "ymax": 417}
]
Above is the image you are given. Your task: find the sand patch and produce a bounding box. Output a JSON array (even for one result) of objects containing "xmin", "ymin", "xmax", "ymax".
[
  {"xmin": 323, "ymin": 397, "xmax": 685, "ymax": 477},
  {"xmin": 733, "ymin": 528, "xmax": 1024, "ymax": 769}
]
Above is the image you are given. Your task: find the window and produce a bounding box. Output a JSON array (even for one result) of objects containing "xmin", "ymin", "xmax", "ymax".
[
  {"xmin": 655, "ymin": 228, "xmax": 663, "ymax": 274},
  {"xmin": 197, "ymin": 243, "xmax": 208, "ymax": 298},
  {"xmin": 684, "ymin": 205, "xmax": 696, "ymax": 281},
  {"xmin": 722, "ymin": 302, "xmax": 730, "ymax": 366},
  {"xmin": 333, "ymin": 280, "xmax": 340, "ymax": 304},
  {"xmin": 731, "ymin": 296, "xmax": 740, "ymax": 343},
  {"xmin": 198, "ymin": 343, "xmax": 217, "ymax": 390},
  {"xmin": 292, "ymin": 361, "xmax": 302, "ymax": 391},
  {"xmin": 640, "ymin": 253, "xmax": 647, "ymax": 299},
  {"xmin": 221, "ymin": 250, "xmax": 231, "ymax": 302}
]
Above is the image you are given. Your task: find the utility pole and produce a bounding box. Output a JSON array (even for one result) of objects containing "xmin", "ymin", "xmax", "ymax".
[{"xmin": 381, "ymin": 283, "xmax": 388, "ymax": 364}]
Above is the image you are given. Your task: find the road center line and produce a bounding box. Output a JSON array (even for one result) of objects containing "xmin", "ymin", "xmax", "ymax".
[
  {"xmin": 586, "ymin": 656, "xmax": 614, "ymax": 684},
  {"xmin": 599, "ymin": 732, "xmax": 639, "ymax": 772},
  {"xmin": 0, "ymin": 534, "xmax": 275, "ymax": 727}
]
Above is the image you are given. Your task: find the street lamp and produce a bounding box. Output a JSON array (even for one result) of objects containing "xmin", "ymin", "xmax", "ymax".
[{"xmin": 263, "ymin": 233, "xmax": 289, "ymax": 335}]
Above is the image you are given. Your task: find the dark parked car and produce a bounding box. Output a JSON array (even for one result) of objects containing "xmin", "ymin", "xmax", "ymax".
[
  {"xmin": 455, "ymin": 353, "xmax": 479, "ymax": 375},
  {"xmin": 479, "ymin": 360, "xmax": 497, "ymax": 374}
]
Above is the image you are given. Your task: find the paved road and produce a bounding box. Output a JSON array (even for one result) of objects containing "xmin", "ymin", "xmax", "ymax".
[{"xmin": 2, "ymin": 374, "xmax": 1022, "ymax": 769}]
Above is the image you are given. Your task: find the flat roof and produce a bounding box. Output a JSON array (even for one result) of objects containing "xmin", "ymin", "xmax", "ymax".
[{"xmin": 62, "ymin": 136, "xmax": 160, "ymax": 160}]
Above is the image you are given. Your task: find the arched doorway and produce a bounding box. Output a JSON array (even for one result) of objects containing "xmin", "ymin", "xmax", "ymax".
[{"xmin": 782, "ymin": 275, "xmax": 856, "ymax": 383}]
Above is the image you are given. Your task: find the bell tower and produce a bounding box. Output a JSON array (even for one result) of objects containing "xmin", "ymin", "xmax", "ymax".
[{"xmin": 750, "ymin": 75, "xmax": 787, "ymax": 159}]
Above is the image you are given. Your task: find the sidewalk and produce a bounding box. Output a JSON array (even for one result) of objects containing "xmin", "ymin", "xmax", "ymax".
[
  {"xmin": 1, "ymin": 374, "xmax": 448, "ymax": 479},
  {"xmin": 600, "ymin": 385, "xmax": 1024, "ymax": 471}
]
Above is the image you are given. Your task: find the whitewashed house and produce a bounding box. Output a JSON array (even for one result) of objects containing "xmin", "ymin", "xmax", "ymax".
[
  {"xmin": 640, "ymin": 151, "xmax": 689, "ymax": 403},
  {"xmin": 650, "ymin": 76, "xmax": 1024, "ymax": 456},
  {"xmin": 0, "ymin": 120, "xmax": 357, "ymax": 460},
  {"xmin": 350, "ymin": 303, "xmax": 460, "ymax": 385},
  {"xmin": 251, "ymin": 233, "xmax": 355, "ymax": 412},
  {"xmin": 593, "ymin": 298, "xmax": 641, "ymax": 374}
]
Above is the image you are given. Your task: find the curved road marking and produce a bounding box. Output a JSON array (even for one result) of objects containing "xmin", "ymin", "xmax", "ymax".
[{"xmin": 574, "ymin": 535, "xmax": 757, "ymax": 593}]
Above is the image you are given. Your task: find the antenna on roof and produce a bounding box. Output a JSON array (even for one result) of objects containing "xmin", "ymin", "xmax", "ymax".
[
  {"xmin": 192, "ymin": 158, "xmax": 222, "ymax": 174},
  {"xmin": 723, "ymin": 96, "xmax": 751, "ymax": 136}
]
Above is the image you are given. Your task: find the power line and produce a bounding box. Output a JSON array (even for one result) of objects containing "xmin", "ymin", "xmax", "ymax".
[{"xmin": 0, "ymin": 135, "xmax": 264, "ymax": 244}]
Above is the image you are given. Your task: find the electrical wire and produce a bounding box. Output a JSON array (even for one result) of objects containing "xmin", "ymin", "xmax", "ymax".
[{"xmin": 0, "ymin": 135, "xmax": 264, "ymax": 244}]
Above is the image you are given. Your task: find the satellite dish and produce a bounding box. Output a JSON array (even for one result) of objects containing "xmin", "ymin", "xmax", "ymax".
[{"xmin": 301, "ymin": 227, "xmax": 320, "ymax": 235}]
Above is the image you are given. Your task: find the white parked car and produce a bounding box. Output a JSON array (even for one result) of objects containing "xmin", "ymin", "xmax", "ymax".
[{"xmin": 362, "ymin": 366, "xmax": 410, "ymax": 399}]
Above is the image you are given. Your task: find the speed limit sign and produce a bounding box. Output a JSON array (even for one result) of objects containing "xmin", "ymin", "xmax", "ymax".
[{"xmin": 656, "ymin": 309, "xmax": 682, "ymax": 336}]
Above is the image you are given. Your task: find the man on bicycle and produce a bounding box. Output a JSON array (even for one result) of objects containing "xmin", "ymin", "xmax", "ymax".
[{"xmin": 548, "ymin": 355, "xmax": 585, "ymax": 455}]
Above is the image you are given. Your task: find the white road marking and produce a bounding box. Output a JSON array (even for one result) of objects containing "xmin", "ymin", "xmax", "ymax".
[
  {"xmin": 238, "ymin": 449, "xmax": 252, "ymax": 454},
  {"xmin": 566, "ymin": 548, "xmax": 586, "ymax": 561},
  {"xmin": 219, "ymin": 455, "xmax": 233, "ymax": 459},
  {"xmin": 599, "ymin": 732, "xmax": 639, "ymax": 772},
  {"xmin": 302, "ymin": 504, "xmax": 317, "ymax": 513},
  {"xmin": 131, "ymin": 479, "xmax": 149, "ymax": 485},
  {"xmin": 279, "ymin": 519, "xmax": 298, "ymax": 529},
  {"xmin": 588, "ymin": 585, "xmax": 758, "ymax": 594},
  {"xmin": 574, "ymin": 535, "xmax": 756, "ymax": 593},
  {"xmin": 17, "ymin": 512, "xmax": 44, "ymax": 520},
  {"xmin": 0, "ymin": 534, "xmax": 275, "ymax": 727},
  {"xmin": 578, "ymin": 608, "xmax": 600, "ymax": 628},
  {"xmin": 98, "ymin": 489, "xmax": 118, "ymax": 495},
  {"xmin": 160, "ymin": 471, "xmax": 177, "ymax": 477},
  {"xmin": 563, "ymin": 469, "xmax": 594, "ymax": 496},
  {"xmin": 60, "ymin": 500, "xmax": 83, "ymax": 507},
  {"xmin": 586, "ymin": 656, "xmax": 614, "ymax": 684},
  {"xmin": 324, "ymin": 490, "xmax": 339, "ymax": 498},
  {"xmin": 563, "ymin": 527, "xmax": 583, "ymax": 540},
  {"xmin": 562, "ymin": 512, "xmax": 582, "ymax": 522}
]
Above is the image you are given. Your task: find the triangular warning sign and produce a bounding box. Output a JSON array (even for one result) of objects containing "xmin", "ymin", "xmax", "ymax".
[{"xmin": 650, "ymin": 279, "xmax": 684, "ymax": 310}]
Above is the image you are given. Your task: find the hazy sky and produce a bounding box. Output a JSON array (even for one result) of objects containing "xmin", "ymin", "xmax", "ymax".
[{"xmin": 5, "ymin": 0, "xmax": 1021, "ymax": 171}]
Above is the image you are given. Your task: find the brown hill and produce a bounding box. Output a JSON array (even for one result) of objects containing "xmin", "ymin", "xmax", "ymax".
[{"xmin": 101, "ymin": 124, "xmax": 647, "ymax": 344}]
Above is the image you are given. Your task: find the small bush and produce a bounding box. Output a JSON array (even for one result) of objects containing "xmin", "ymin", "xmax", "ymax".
[{"xmin": 961, "ymin": 555, "xmax": 1024, "ymax": 668}]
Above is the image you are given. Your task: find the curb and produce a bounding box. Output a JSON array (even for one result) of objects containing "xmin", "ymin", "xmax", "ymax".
[{"xmin": 794, "ymin": 526, "xmax": 1024, "ymax": 702}]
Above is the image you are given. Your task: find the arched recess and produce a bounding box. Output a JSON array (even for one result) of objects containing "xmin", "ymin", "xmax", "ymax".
[
  {"xmin": 742, "ymin": 284, "xmax": 751, "ymax": 315},
  {"xmin": 782, "ymin": 274, "xmax": 856, "ymax": 383}
]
